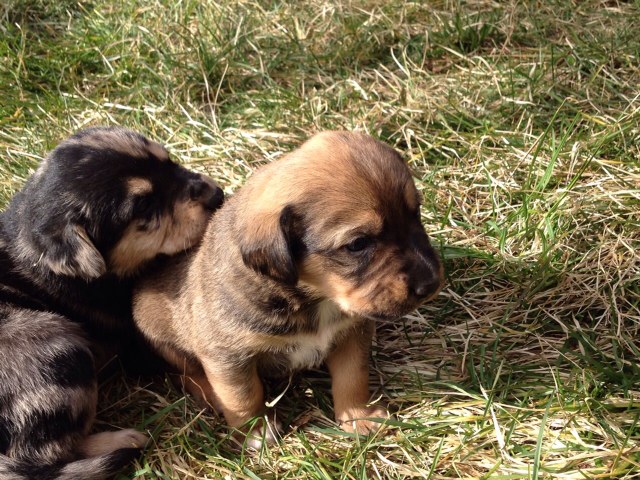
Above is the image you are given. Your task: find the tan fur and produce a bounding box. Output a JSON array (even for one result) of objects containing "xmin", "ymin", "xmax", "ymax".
[
  {"xmin": 70, "ymin": 225, "xmax": 108, "ymax": 278},
  {"xmin": 79, "ymin": 429, "xmax": 148, "ymax": 457},
  {"xmin": 126, "ymin": 177, "xmax": 153, "ymax": 195},
  {"xmin": 326, "ymin": 321, "xmax": 389, "ymax": 433},
  {"xmin": 134, "ymin": 131, "xmax": 444, "ymax": 447},
  {"xmin": 108, "ymin": 199, "xmax": 211, "ymax": 276}
]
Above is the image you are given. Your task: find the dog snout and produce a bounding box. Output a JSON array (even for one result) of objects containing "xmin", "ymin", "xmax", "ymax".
[
  {"xmin": 207, "ymin": 185, "xmax": 225, "ymax": 210},
  {"xmin": 407, "ymin": 251, "xmax": 442, "ymax": 302},
  {"xmin": 189, "ymin": 177, "xmax": 224, "ymax": 210},
  {"xmin": 409, "ymin": 271, "xmax": 441, "ymax": 299}
]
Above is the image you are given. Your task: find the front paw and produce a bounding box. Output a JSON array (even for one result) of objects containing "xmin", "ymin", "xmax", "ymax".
[
  {"xmin": 336, "ymin": 405, "xmax": 390, "ymax": 435},
  {"xmin": 236, "ymin": 412, "xmax": 283, "ymax": 450}
]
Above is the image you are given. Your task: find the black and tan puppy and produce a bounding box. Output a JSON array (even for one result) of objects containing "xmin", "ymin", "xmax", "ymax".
[
  {"xmin": 0, "ymin": 127, "xmax": 223, "ymax": 479},
  {"xmin": 134, "ymin": 131, "xmax": 443, "ymax": 447}
]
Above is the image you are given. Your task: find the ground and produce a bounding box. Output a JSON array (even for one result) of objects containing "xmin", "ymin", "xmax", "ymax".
[{"xmin": 1, "ymin": 1, "xmax": 639, "ymax": 478}]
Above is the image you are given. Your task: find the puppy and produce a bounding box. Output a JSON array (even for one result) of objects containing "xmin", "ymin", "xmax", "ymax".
[
  {"xmin": 0, "ymin": 127, "xmax": 223, "ymax": 479},
  {"xmin": 133, "ymin": 131, "xmax": 443, "ymax": 447}
]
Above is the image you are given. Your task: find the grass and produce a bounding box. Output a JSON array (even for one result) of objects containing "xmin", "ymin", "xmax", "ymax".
[{"xmin": 1, "ymin": 0, "xmax": 639, "ymax": 478}]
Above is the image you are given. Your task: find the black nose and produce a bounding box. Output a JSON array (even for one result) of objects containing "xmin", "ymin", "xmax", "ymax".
[
  {"xmin": 189, "ymin": 178, "xmax": 224, "ymax": 210},
  {"xmin": 204, "ymin": 185, "xmax": 224, "ymax": 210},
  {"xmin": 409, "ymin": 270, "xmax": 441, "ymax": 300}
]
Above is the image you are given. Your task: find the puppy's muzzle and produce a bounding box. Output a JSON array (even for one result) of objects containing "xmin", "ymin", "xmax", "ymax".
[
  {"xmin": 189, "ymin": 176, "xmax": 224, "ymax": 210},
  {"xmin": 406, "ymin": 243, "xmax": 443, "ymax": 304},
  {"xmin": 408, "ymin": 266, "xmax": 441, "ymax": 300}
]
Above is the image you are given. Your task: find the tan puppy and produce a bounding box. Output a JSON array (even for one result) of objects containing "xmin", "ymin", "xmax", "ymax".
[{"xmin": 133, "ymin": 131, "xmax": 443, "ymax": 446}]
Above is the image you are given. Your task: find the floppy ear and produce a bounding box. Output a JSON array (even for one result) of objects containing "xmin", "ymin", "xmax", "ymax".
[
  {"xmin": 239, "ymin": 204, "xmax": 298, "ymax": 284},
  {"xmin": 35, "ymin": 222, "xmax": 107, "ymax": 280}
]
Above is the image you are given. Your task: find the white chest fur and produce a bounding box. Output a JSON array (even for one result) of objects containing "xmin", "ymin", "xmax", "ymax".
[{"xmin": 285, "ymin": 300, "xmax": 353, "ymax": 370}]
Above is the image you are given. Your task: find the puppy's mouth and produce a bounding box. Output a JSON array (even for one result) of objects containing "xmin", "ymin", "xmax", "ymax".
[
  {"xmin": 364, "ymin": 312, "xmax": 400, "ymax": 322},
  {"xmin": 367, "ymin": 279, "xmax": 444, "ymax": 321},
  {"xmin": 350, "ymin": 302, "xmax": 423, "ymax": 322}
]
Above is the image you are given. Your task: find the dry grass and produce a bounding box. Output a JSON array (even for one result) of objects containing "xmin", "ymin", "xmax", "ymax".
[{"xmin": 1, "ymin": 0, "xmax": 639, "ymax": 478}]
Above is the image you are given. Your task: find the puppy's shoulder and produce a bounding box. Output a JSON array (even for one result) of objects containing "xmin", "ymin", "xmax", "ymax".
[
  {"xmin": 133, "ymin": 250, "xmax": 196, "ymax": 334},
  {"xmin": 135, "ymin": 248, "xmax": 197, "ymax": 306}
]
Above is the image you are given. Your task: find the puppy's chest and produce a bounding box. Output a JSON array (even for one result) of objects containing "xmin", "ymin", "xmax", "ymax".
[{"xmin": 276, "ymin": 301, "xmax": 352, "ymax": 371}]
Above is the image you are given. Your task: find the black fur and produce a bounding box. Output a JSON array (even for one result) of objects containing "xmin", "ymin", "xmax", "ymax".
[
  {"xmin": 3, "ymin": 448, "xmax": 142, "ymax": 480},
  {"xmin": 0, "ymin": 126, "xmax": 223, "ymax": 479}
]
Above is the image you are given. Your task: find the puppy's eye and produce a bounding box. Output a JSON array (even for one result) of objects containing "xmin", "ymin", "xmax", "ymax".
[
  {"xmin": 133, "ymin": 195, "xmax": 154, "ymax": 217},
  {"xmin": 345, "ymin": 236, "xmax": 374, "ymax": 253}
]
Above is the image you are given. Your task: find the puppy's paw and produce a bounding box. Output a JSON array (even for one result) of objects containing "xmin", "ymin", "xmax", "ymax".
[
  {"xmin": 115, "ymin": 429, "xmax": 150, "ymax": 449},
  {"xmin": 81, "ymin": 429, "xmax": 149, "ymax": 457},
  {"xmin": 337, "ymin": 405, "xmax": 390, "ymax": 435},
  {"xmin": 238, "ymin": 413, "xmax": 283, "ymax": 450}
]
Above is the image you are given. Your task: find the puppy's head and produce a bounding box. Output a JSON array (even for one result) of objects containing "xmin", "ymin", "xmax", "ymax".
[
  {"xmin": 14, "ymin": 126, "xmax": 224, "ymax": 279},
  {"xmin": 237, "ymin": 131, "xmax": 443, "ymax": 319}
]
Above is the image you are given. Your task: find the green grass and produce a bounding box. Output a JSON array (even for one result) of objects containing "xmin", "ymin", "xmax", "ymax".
[{"xmin": 2, "ymin": 0, "xmax": 639, "ymax": 478}]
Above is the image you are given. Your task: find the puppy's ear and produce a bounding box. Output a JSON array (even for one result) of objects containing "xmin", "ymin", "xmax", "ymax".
[
  {"xmin": 239, "ymin": 204, "xmax": 298, "ymax": 284},
  {"xmin": 35, "ymin": 222, "xmax": 107, "ymax": 280}
]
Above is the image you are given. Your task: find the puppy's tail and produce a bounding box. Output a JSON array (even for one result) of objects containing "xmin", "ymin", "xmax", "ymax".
[{"xmin": 0, "ymin": 448, "xmax": 141, "ymax": 480}]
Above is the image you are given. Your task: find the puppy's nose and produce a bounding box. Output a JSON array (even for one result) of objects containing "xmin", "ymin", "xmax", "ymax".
[
  {"xmin": 205, "ymin": 185, "xmax": 224, "ymax": 210},
  {"xmin": 189, "ymin": 177, "xmax": 224, "ymax": 210},
  {"xmin": 409, "ymin": 272, "xmax": 441, "ymax": 300}
]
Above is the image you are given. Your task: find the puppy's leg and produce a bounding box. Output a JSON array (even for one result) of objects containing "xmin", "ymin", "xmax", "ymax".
[
  {"xmin": 79, "ymin": 429, "xmax": 148, "ymax": 457},
  {"xmin": 152, "ymin": 342, "xmax": 218, "ymax": 408},
  {"xmin": 179, "ymin": 369, "xmax": 217, "ymax": 408},
  {"xmin": 326, "ymin": 319, "xmax": 389, "ymax": 435},
  {"xmin": 0, "ymin": 310, "xmax": 146, "ymax": 479},
  {"xmin": 201, "ymin": 356, "xmax": 279, "ymax": 448}
]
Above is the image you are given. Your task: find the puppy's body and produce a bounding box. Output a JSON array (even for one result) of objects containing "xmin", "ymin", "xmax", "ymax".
[
  {"xmin": 0, "ymin": 127, "xmax": 223, "ymax": 479},
  {"xmin": 135, "ymin": 131, "xmax": 443, "ymax": 445}
]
